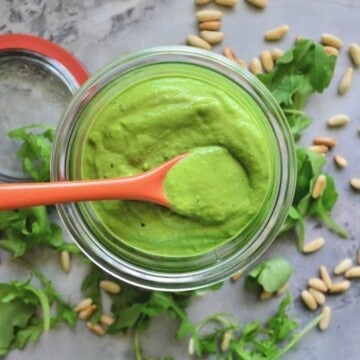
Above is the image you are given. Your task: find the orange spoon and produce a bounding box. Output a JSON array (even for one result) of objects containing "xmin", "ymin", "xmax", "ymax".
[{"xmin": 0, "ymin": 153, "xmax": 188, "ymax": 210}]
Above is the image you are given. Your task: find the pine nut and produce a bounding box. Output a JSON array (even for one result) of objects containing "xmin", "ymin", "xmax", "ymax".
[
  {"xmin": 345, "ymin": 266, "xmax": 360, "ymax": 279},
  {"xmin": 324, "ymin": 46, "xmax": 339, "ymax": 56},
  {"xmin": 199, "ymin": 21, "xmax": 221, "ymax": 31},
  {"xmin": 188, "ymin": 338, "xmax": 194, "ymax": 355},
  {"xmin": 313, "ymin": 137, "xmax": 337, "ymax": 148},
  {"xmin": 276, "ymin": 281, "xmax": 289, "ymax": 296},
  {"xmin": 308, "ymin": 288, "xmax": 326, "ymax": 305},
  {"xmin": 329, "ymin": 280, "xmax": 350, "ymax": 293},
  {"xmin": 308, "ymin": 145, "xmax": 328, "ymax": 154},
  {"xmin": 264, "ymin": 25, "xmax": 289, "ymax": 41},
  {"xmin": 350, "ymin": 178, "xmax": 360, "ymax": 191},
  {"xmin": 301, "ymin": 290, "xmax": 318, "ymax": 310},
  {"xmin": 338, "ymin": 67, "xmax": 353, "ymax": 95},
  {"xmin": 334, "ymin": 258, "xmax": 353, "ymax": 275},
  {"xmin": 320, "ymin": 265, "xmax": 333, "ymax": 289},
  {"xmin": 86, "ymin": 322, "xmax": 105, "ymax": 336},
  {"xmin": 195, "ymin": 0, "xmax": 212, "ymax": 5},
  {"xmin": 260, "ymin": 50, "xmax": 274, "ymax": 72},
  {"xmin": 319, "ymin": 306, "xmax": 331, "ymax": 331},
  {"xmin": 74, "ymin": 298, "xmax": 93, "ymax": 312},
  {"xmin": 231, "ymin": 269, "xmax": 246, "ymax": 282},
  {"xmin": 220, "ymin": 331, "xmax": 232, "ymax": 352},
  {"xmin": 312, "ymin": 174, "xmax": 326, "ymax": 199},
  {"xmin": 187, "ymin": 34, "xmax": 212, "ymax": 50},
  {"xmin": 200, "ymin": 31, "xmax": 224, "ymax": 44},
  {"xmin": 308, "ymin": 278, "xmax": 328, "ymax": 293},
  {"xmin": 260, "ymin": 290, "xmax": 273, "ymax": 300},
  {"xmin": 196, "ymin": 9, "xmax": 223, "ymax": 22},
  {"xmin": 356, "ymin": 248, "xmax": 360, "ymax": 265},
  {"xmin": 236, "ymin": 58, "xmax": 247, "ymax": 68},
  {"xmin": 224, "ymin": 46, "xmax": 237, "ymax": 61},
  {"xmin": 100, "ymin": 313, "xmax": 115, "ymax": 326},
  {"xmin": 321, "ymin": 33, "xmax": 343, "ymax": 49},
  {"xmin": 327, "ymin": 114, "xmax": 350, "ymax": 127},
  {"xmin": 349, "ymin": 43, "xmax": 360, "ymax": 67},
  {"xmin": 99, "ymin": 280, "xmax": 121, "ymax": 294},
  {"xmin": 79, "ymin": 304, "xmax": 97, "ymax": 320},
  {"xmin": 295, "ymin": 35, "xmax": 302, "ymax": 43},
  {"xmin": 60, "ymin": 250, "xmax": 71, "ymax": 273},
  {"xmin": 271, "ymin": 48, "xmax": 284, "ymax": 61},
  {"xmin": 249, "ymin": 57, "xmax": 263, "ymax": 75},
  {"xmin": 246, "ymin": 0, "xmax": 267, "ymax": 9},
  {"xmin": 215, "ymin": 0, "xmax": 238, "ymax": 7},
  {"xmin": 333, "ymin": 155, "xmax": 347, "ymax": 168},
  {"xmin": 302, "ymin": 237, "xmax": 325, "ymax": 254}
]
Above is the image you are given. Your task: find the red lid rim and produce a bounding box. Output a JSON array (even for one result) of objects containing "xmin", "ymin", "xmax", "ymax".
[{"xmin": 0, "ymin": 33, "xmax": 89, "ymax": 86}]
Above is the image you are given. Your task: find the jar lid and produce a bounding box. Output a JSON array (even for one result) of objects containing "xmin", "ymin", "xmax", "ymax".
[{"xmin": 0, "ymin": 33, "xmax": 89, "ymax": 181}]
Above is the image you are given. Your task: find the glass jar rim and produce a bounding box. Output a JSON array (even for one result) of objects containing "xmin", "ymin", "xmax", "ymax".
[{"xmin": 51, "ymin": 46, "xmax": 296, "ymax": 291}]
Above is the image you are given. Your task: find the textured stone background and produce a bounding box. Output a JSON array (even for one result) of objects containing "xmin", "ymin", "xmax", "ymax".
[{"xmin": 0, "ymin": 1, "xmax": 360, "ymax": 359}]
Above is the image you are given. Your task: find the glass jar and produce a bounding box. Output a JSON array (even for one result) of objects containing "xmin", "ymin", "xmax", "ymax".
[{"xmin": 51, "ymin": 46, "xmax": 296, "ymax": 291}]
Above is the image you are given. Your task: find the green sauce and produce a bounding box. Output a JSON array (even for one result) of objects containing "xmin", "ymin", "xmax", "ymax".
[{"xmin": 80, "ymin": 63, "xmax": 275, "ymax": 257}]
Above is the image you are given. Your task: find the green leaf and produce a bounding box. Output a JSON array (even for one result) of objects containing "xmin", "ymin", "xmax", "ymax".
[{"xmin": 245, "ymin": 257, "xmax": 293, "ymax": 293}]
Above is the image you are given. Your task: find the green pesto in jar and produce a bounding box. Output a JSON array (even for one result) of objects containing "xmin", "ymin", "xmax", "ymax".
[{"xmin": 80, "ymin": 63, "xmax": 275, "ymax": 257}]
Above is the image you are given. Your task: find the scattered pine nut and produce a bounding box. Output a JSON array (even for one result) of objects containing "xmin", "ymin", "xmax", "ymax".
[
  {"xmin": 350, "ymin": 178, "xmax": 360, "ymax": 191},
  {"xmin": 344, "ymin": 266, "xmax": 360, "ymax": 279},
  {"xmin": 321, "ymin": 33, "xmax": 343, "ymax": 49},
  {"xmin": 215, "ymin": 0, "xmax": 238, "ymax": 7},
  {"xmin": 99, "ymin": 280, "xmax": 121, "ymax": 294},
  {"xmin": 313, "ymin": 137, "xmax": 337, "ymax": 148},
  {"xmin": 319, "ymin": 306, "xmax": 331, "ymax": 331},
  {"xmin": 196, "ymin": 9, "xmax": 223, "ymax": 22},
  {"xmin": 324, "ymin": 46, "xmax": 339, "ymax": 56},
  {"xmin": 329, "ymin": 280, "xmax": 350, "ymax": 293},
  {"xmin": 264, "ymin": 25, "xmax": 289, "ymax": 41},
  {"xmin": 320, "ymin": 265, "xmax": 333, "ymax": 289},
  {"xmin": 260, "ymin": 290, "xmax": 273, "ymax": 300},
  {"xmin": 224, "ymin": 46, "xmax": 237, "ymax": 61},
  {"xmin": 231, "ymin": 269, "xmax": 246, "ymax": 282},
  {"xmin": 249, "ymin": 57, "xmax": 263, "ymax": 75},
  {"xmin": 334, "ymin": 258, "xmax": 353, "ymax": 275},
  {"xmin": 333, "ymin": 155, "xmax": 348, "ymax": 169},
  {"xmin": 195, "ymin": 0, "xmax": 212, "ymax": 5},
  {"xmin": 308, "ymin": 277, "xmax": 328, "ymax": 293},
  {"xmin": 236, "ymin": 58, "xmax": 247, "ymax": 68},
  {"xmin": 200, "ymin": 30, "xmax": 224, "ymax": 44},
  {"xmin": 86, "ymin": 322, "xmax": 105, "ymax": 336},
  {"xmin": 74, "ymin": 298, "xmax": 93, "ymax": 313},
  {"xmin": 308, "ymin": 145, "xmax": 328, "ymax": 154},
  {"xmin": 308, "ymin": 288, "xmax": 326, "ymax": 305},
  {"xmin": 79, "ymin": 304, "xmax": 97, "ymax": 320},
  {"xmin": 271, "ymin": 48, "xmax": 284, "ymax": 61},
  {"xmin": 327, "ymin": 114, "xmax": 350, "ymax": 127},
  {"xmin": 199, "ymin": 21, "xmax": 221, "ymax": 31},
  {"xmin": 302, "ymin": 237, "xmax": 325, "ymax": 254},
  {"xmin": 260, "ymin": 50, "xmax": 274, "ymax": 72},
  {"xmin": 100, "ymin": 313, "xmax": 115, "ymax": 326},
  {"xmin": 356, "ymin": 248, "xmax": 360, "ymax": 265},
  {"xmin": 245, "ymin": 0, "xmax": 267, "ymax": 9},
  {"xmin": 60, "ymin": 250, "xmax": 71, "ymax": 273},
  {"xmin": 295, "ymin": 35, "xmax": 302, "ymax": 43},
  {"xmin": 312, "ymin": 174, "xmax": 326, "ymax": 199},
  {"xmin": 349, "ymin": 43, "xmax": 360, "ymax": 67},
  {"xmin": 276, "ymin": 281, "xmax": 289, "ymax": 296},
  {"xmin": 187, "ymin": 34, "xmax": 212, "ymax": 50},
  {"xmin": 338, "ymin": 67, "xmax": 353, "ymax": 95},
  {"xmin": 220, "ymin": 331, "xmax": 232, "ymax": 352},
  {"xmin": 301, "ymin": 290, "xmax": 318, "ymax": 310},
  {"xmin": 188, "ymin": 338, "xmax": 195, "ymax": 355}
]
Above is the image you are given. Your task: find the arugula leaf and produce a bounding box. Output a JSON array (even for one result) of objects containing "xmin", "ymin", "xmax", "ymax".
[
  {"xmin": 189, "ymin": 294, "xmax": 321, "ymax": 359},
  {"xmin": 245, "ymin": 257, "xmax": 293, "ymax": 293},
  {"xmin": 7, "ymin": 125, "xmax": 55, "ymax": 182}
]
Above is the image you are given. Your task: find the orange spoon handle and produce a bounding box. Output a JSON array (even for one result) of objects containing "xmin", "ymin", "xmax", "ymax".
[{"xmin": 0, "ymin": 154, "xmax": 187, "ymax": 210}]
